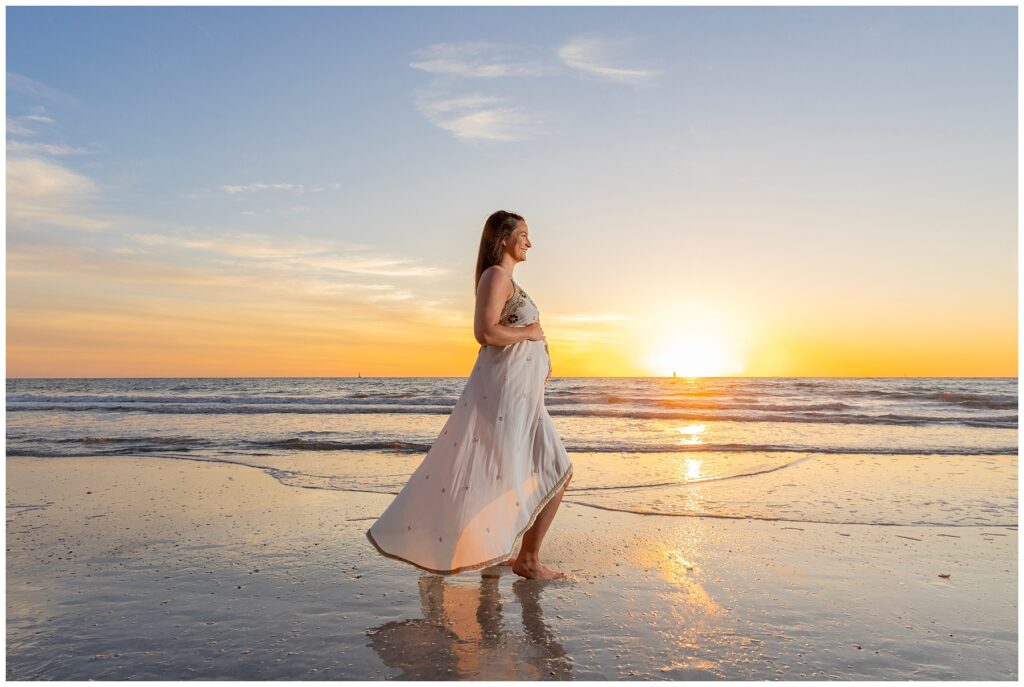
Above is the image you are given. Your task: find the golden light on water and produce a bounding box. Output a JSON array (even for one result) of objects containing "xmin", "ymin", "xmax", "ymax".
[
  {"xmin": 683, "ymin": 458, "xmax": 703, "ymax": 481},
  {"xmin": 676, "ymin": 423, "xmax": 707, "ymax": 446},
  {"xmin": 648, "ymin": 545, "xmax": 724, "ymax": 618},
  {"xmin": 677, "ymin": 428, "xmax": 706, "ymax": 480}
]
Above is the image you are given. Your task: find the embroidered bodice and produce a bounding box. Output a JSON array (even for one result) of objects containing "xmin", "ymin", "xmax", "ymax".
[
  {"xmin": 484, "ymin": 268, "xmax": 549, "ymax": 357},
  {"xmin": 498, "ymin": 280, "xmax": 539, "ymax": 327}
]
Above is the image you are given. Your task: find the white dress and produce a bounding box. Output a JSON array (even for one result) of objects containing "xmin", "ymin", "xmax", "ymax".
[{"xmin": 366, "ymin": 270, "xmax": 574, "ymax": 575}]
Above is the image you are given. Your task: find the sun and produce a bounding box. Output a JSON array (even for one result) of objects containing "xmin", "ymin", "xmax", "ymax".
[{"xmin": 646, "ymin": 332, "xmax": 746, "ymax": 377}]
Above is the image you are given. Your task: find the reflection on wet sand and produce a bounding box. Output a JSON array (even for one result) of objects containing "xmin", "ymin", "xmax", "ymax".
[{"xmin": 367, "ymin": 572, "xmax": 572, "ymax": 680}]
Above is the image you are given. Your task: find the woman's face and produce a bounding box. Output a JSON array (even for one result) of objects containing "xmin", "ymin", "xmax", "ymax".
[{"xmin": 505, "ymin": 221, "xmax": 532, "ymax": 262}]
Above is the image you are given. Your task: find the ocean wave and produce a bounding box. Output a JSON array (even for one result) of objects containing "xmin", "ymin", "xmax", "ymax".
[
  {"xmin": 546, "ymin": 396, "xmax": 855, "ymax": 412},
  {"xmin": 251, "ymin": 438, "xmax": 431, "ymax": 453},
  {"xmin": 7, "ymin": 451, "xmax": 1014, "ymax": 529},
  {"xmin": 549, "ymin": 407, "xmax": 1018, "ymax": 428},
  {"xmin": 6, "ymin": 402, "xmax": 1016, "ymax": 428},
  {"xmin": 564, "ymin": 456, "xmax": 813, "ymax": 492},
  {"xmin": 556, "ymin": 499, "xmax": 1018, "ymax": 528},
  {"xmin": 8, "ymin": 438, "xmax": 1016, "ymax": 458},
  {"xmin": 832, "ymin": 388, "xmax": 1018, "ymax": 409},
  {"xmin": 57, "ymin": 435, "xmax": 208, "ymax": 445},
  {"xmin": 5, "ymin": 393, "xmax": 455, "ymax": 407}
]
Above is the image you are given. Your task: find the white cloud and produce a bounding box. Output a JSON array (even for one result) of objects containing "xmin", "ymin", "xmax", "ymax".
[
  {"xmin": 7, "ymin": 118, "xmax": 36, "ymax": 136},
  {"xmin": 22, "ymin": 111, "xmax": 55, "ymax": 124},
  {"xmin": 7, "ymin": 73, "xmax": 83, "ymax": 108},
  {"xmin": 410, "ymin": 41, "xmax": 554, "ymax": 78},
  {"xmin": 126, "ymin": 230, "xmax": 445, "ymax": 278},
  {"xmin": 222, "ymin": 183, "xmax": 297, "ymax": 194},
  {"xmin": 415, "ymin": 91, "xmax": 541, "ymax": 142},
  {"xmin": 410, "ymin": 42, "xmax": 554, "ymax": 141},
  {"xmin": 5, "ymin": 107, "xmax": 120, "ymax": 233},
  {"xmin": 129, "ymin": 230, "xmax": 331, "ymax": 260},
  {"xmin": 416, "ymin": 93, "xmax": 503, "ymax": 118},
  {"xmin": 7, "ymin": 106, "xmax": 59, "ymax": 137},
  {"xmin": 7, "ymin": 140, "xmax": 91, "ymax": 156},
  {"xmin": 303, "ymin": 254, "xmax": 448, "ymax": 278},
  {"xmin": 409, "ymin": 34, "xmax": 661, "ymax": 142},
  {"xmin": 436, "ymin": 108, "xmax": 535, "ymax": 142},
  {"xmin": 6, "ymin": 155, "xmax": 112, "ymax": 232},
  {"xmin": 556, "ymin": 36, "xmax": 662, "ymax": 85},
  {"xmin": 219, "ymin": 182, "xmax": 341, "ymax": 195}
]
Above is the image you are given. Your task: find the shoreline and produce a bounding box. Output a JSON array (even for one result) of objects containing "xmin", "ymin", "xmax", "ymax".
[{"xmin": 6, "ymin": 454, "xmax": 1018, "ymax": 680}]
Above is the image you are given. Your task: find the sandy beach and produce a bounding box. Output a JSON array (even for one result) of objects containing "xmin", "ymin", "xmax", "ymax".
[{"xmin": 5, "ymin": 454, "xmax": 1017, "ymax": 680}]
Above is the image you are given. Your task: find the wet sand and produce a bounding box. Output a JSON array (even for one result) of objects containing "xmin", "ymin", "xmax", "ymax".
[{"xmin": 6, "ymin": 455, "xmax": 1018, "ymax": 680}]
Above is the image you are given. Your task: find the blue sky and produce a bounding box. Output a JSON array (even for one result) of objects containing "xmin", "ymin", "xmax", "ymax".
[{"xmin": 6, "ymin": 6, "xmax": 1018, "ymax": 376}]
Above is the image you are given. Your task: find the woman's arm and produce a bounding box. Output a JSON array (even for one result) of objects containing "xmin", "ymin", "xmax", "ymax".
[
  {"xmin": 544, "ymin": 336, "xmax": 552, "ymax": 382},
  {"xmin": 474, "ymin": 268, "xmax": 543, "ymax": 346}
]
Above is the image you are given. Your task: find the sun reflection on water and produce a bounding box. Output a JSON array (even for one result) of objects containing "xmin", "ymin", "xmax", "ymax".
[
  {"xmin": 684, "ymin": 458, "xmax": 702, "ymax": 481},
  {"xmin": 648, "ymin": 543, "xmax": 725, "ymax": 619},
  {"xmin": 676, "ymin": 423, "xmax": 707, "ymax": 445}
]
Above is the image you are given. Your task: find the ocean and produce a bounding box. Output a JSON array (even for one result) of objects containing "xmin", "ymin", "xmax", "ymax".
[{"xmin": 7, "ymin": 376, "xmax": 1018, "ymax": 529}]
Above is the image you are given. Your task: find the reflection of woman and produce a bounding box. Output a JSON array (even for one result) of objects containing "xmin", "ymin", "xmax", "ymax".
[
  {"xmin": 366, "ymin": 210, "xmax": 574, "ymax": 579},
  {"xmin": 368, "ymin": 575, "xmax": 573, "ymax": 679}
]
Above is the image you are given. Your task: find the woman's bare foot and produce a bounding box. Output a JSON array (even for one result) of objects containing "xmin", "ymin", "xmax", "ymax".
[
  {"xmin": 512, "ymin": 555, "xmax": 565, "ymax": 580},
  {"xmin": 498, "ymin": 554, "xmax": 517, "ymax": 566}
]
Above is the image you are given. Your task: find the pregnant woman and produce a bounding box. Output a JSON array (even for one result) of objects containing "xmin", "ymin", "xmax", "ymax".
[{"xmin": 366, "ymin": 210, "xmax": 574, "ymax": 580}]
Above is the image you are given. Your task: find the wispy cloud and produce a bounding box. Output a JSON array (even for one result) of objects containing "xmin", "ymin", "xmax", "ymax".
[
  {"xmin": 410, "ymin": 41, "xmax": 554, "ymax": 78},
  {"xmin": 414, "ymin": 91, "xmax": 541, "ymax": 142},
  {"xmin": 127, "ymin": 230, "xmax": 447, "ymax": 278},
  {"xmin": 6, "ymin": 155, "xmax": 112, "ymax": 232},
  {"xmin": 7, "ymin": 72, "xmax": 83, "ymax": 108},
  {"xmin": 7, "ymin": 105, "xmax": 59, "ymax": 137},
  {"xmin": 128, "ymin": 230, "xmax": 353, "ymax": 260},
  {"xmin": 415, "ymin": 93, "xmax": 504, "ymax": 118},
  {"xmin": 22, "ymin": 111, "xmax": 55, "ymax": 124},
  {"xmin": 410, "ymin": 35, "xmax": 661, "ymax": 142},
  {"xmin": 557, "ymin": 36, "xmax": 662, "ymax": 85},
  {"xmin": 8, "ymin": 235, "xmax": 469, "ymax": 377},
  {"xmin": 6, "ymin": 118, "xmax": 35, "ymax": 136},
  {"xmin": 8, "ymin": 225, "xmax": 465, "ymax": 375},
  {"xmin": 7, "ymin": 241, "xmax": 247, "ymax": 287},
  {"xmin": 7, "ymin": 140, "xmax": 91, "ymax": 156},
  {"xmin": 6, "ymin": 105, "xmax": 118, "ymax": 233},
  {"xmin": 219, "ymin": 182, "xmax": 342, "ymax": 195}
]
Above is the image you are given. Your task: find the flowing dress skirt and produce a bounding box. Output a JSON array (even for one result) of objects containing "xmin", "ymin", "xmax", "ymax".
[{"xmin": 366, "ymin": 337, "xmax": 574, "ymax": 575}]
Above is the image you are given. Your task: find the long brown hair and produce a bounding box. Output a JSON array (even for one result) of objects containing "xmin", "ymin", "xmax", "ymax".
[{"xmin": 474, "ymin": 210, "xmax": 524, "ymax": 293}]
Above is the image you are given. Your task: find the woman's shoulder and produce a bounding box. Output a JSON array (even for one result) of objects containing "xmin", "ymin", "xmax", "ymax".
[
  {"xmin": 477, "ymin": 265, "xmax": 515, "ymax": 297},
  {"xmin": 481, "ymin": 265, "xmax": 515, "ymax": 286},
  {"xmin": 482, "ymin": 264, "xmax": 510, "ymax": 278}
]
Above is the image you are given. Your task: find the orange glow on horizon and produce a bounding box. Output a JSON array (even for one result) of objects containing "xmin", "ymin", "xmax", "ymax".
[{"xmin": 4, "ymin": 272, "xmax": 1016, "ymax": 377}]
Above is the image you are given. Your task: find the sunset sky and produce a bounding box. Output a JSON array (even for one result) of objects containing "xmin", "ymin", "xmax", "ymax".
[{"xmin": 6, "ymin": 6, "xmax": 1017, "ymax": 378}]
